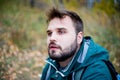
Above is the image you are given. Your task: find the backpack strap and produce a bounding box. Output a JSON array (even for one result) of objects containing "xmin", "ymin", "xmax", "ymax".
[
  {"xmin": 75, "ymin": 60, "xmax": 119, "ymax": 80},
  {"xmin": 103, "ymin": 60, "xmax": 118, "ymax": 80}
]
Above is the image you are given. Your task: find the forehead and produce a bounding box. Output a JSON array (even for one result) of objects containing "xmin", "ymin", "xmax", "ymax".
[{"xmin": 47, "ymin": 16, "xmax": 75, "ymax": 31}]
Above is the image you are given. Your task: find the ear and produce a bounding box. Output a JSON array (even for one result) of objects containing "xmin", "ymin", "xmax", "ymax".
[{"xmin": 77, "ymin": 32, "xmax": 83, "ymax": 45}]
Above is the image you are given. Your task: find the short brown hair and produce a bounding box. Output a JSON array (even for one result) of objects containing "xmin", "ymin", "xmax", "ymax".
[{"xmin": 47, "ymin": 8, "xmax": 83, "ymax": 33}]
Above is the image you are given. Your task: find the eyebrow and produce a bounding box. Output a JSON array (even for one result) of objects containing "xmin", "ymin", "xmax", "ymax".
[
  {"xmin": 57, "ymin": 28, "xmax": 66, "ymax": 31},
  {"xmin": 46, "ymin": 30, "xmax": 51, "ymax": 33},
  {"xmin": 47, "ymin": 28, "xmax": 67, "ymax": 32}
]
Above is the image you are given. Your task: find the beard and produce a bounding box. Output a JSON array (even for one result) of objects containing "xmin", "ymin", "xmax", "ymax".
[{"xmin": 48, "ymin": 38, "xmax": 78, "ymax": 62}]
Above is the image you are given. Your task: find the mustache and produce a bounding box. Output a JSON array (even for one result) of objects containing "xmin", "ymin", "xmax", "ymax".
[{"xmin": 48, "ymin": 42, "xmax": 61, "ymax": 49}]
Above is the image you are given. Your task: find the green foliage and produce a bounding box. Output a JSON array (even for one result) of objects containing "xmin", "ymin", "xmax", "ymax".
[
  {"xmin": 115, "ymin": 0, "xmax": 120, "ymax": 11},
  {"xmin": 0, "ymin": 0, "xmax": 47, "ymax": 49},
  {"xmin": 64, "ymin": 0, "xmax": 80, "ymax": 9},
  {"xmin": 94, "ymin": 0, "xmax": 117, "ymax": 16}
]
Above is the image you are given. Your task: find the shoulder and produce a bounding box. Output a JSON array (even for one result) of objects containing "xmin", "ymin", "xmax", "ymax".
[{"xmin": 81, "ymin": 61, "xmax": 112, "ymax": 80}]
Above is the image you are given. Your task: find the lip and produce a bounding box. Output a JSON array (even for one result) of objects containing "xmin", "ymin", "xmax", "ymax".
[
  {"xmin": 49, "ymin": 44, "xmax": 60, "ymax": 50},
  {"xmin": 50, "ymin": 47, "xmax": 58, "ymax": 50}
]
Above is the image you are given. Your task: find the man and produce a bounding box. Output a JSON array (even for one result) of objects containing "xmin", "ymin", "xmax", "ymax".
[{"xmin": 41, "ymin": 8, "xmax": 112, "ymax": 80}]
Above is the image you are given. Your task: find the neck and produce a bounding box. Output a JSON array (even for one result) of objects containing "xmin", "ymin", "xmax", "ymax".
[{"xmin": 59, "ymin": 56, "xmax": 73, "ymax": 67}]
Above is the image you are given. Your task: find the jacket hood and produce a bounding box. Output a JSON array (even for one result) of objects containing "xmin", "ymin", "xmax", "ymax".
[
  {"xmin": 45, "ymin": 36, "xmax": 109, "ymax": 77},
  {"xmin": 82, "ymin": 37, "xmax": 109, "ymax": 65}
]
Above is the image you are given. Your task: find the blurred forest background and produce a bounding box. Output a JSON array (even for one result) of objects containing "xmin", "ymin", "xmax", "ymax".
[{"xmin": 0, "ymin": 0, "xmax": 120, "ymax": 80}]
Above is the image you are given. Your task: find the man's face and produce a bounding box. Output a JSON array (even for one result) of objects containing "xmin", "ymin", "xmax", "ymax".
[{"xmin": 47, "ymin": 16, "xmax": 78, "ymax": 62}]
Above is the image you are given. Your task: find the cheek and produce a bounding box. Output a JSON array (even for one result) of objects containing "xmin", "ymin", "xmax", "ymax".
[{"xmin": 59, "ymin": 35, "xmax": 76, "ymax": 49}]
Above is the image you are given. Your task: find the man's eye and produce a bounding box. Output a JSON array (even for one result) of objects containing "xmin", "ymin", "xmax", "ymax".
[
  {"xmin": 58, "ymin": 30, "xmax": 66, "ymax": 35},
  {"xmin": 47, "ymin": 32, "xmax": 52, "ymax": 36}
]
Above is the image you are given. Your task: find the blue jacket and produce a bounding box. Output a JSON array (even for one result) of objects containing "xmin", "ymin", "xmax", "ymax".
[{"xmin": 41, "ymin": 37, "xmax": 112, "ymax": 80}]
